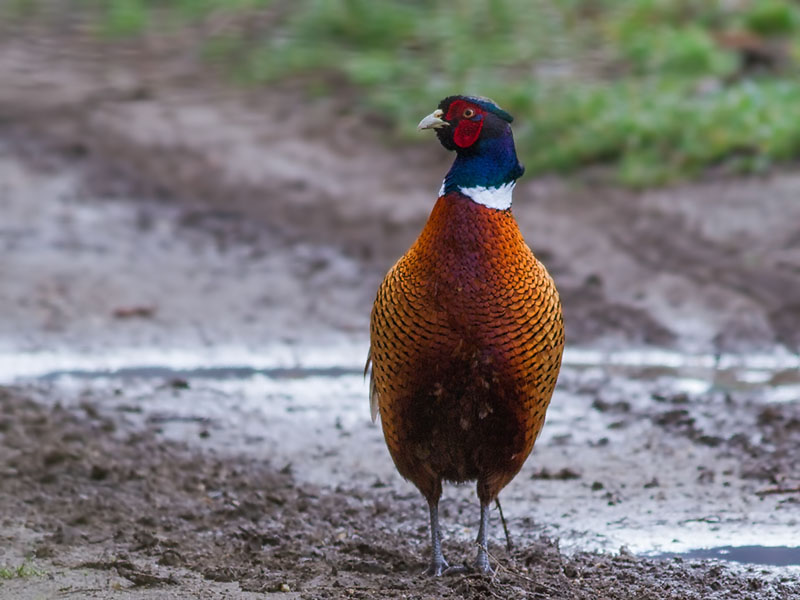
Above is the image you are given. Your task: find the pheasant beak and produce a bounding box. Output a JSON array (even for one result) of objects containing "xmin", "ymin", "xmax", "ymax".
[{"xmin": 417, "ymin": 109, "xmax": 449, "ymax": 131}]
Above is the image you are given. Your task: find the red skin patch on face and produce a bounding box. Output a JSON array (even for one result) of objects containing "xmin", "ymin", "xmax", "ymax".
[{"xmin": 445, "ymin": 100, "xmax": 485, "ymax": 148}]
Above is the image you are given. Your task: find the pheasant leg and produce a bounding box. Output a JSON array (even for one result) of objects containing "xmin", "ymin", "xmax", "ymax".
[
  {"xmin": 474, "ymin": 502, "xmax": 492, "ymax": 574},
  {"xmin": 424, "ymin": 500, "xmax": 450, "ymax": 576}
]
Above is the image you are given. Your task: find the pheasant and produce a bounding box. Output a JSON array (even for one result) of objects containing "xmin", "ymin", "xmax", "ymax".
[{"xmin": 368, "ymin": 95, "xmax": 564, "ymax": 575}]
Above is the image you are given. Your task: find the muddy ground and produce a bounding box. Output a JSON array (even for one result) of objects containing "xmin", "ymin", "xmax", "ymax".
[{"xmin": 1, "ymin": 33, "xmax": 800, "ymax": 599}]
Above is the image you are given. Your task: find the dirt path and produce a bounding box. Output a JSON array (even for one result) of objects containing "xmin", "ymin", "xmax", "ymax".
[
  {"xmin": 1, "ymin": 34, "xmax": 800, "ymax": 599},
  {"xmin": 2, "ymin": 35, "xmax": 800, "ymax": 354}
]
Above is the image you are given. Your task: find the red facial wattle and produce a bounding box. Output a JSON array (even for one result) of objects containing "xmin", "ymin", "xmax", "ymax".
[
  {"xmin": 445, "ymin": 100, "xmax": 485, "ymax": 148},
  {"xmin": 453, "ymin": 118, "xmax": 483, "ymax": 148}
]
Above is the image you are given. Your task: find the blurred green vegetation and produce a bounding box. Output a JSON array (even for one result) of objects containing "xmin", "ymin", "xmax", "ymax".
[
  {"xmin": 9, "ymin": 0, "xmax": 800, "ymax": 185},
  {"xmin": 0, "ymin": 561, "xmax": 44, "ymax": 579}
]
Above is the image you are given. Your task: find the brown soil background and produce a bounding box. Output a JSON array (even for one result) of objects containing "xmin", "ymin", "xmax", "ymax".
[{"xmin": 1, "ymin": 32, "xmax": 800, "ymax": 600}]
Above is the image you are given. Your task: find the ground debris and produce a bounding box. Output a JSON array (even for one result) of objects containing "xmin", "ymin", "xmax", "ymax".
[
  {"xmin": 531, "ymin": 467, "xmax": 581, "ymax": 480},
  {"xmin": 112, "ymin": 306, "xmax": 156, "ymax": 319},
  {"xmin": 755, "ymin": 485, "xmax": 800, "ymax": 497},
  {"xmin": 78, "ymin": 559, "xmax": 178, "ymax": 587}
]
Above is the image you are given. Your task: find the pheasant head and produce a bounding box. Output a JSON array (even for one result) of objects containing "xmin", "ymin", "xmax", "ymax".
[{"xmin": 418, "ymin": 95, "xmax": 525, "ymax": 209}]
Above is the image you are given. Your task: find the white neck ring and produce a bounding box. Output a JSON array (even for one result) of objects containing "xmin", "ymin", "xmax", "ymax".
[{"xmin": 439, "ymin": 180, "xmax": 515, "ymax": 210}]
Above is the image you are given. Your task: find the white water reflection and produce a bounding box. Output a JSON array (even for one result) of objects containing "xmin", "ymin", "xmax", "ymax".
[
  {"xmin": 1, "ymin": 344, "xmax": 799, "ymax": 384},
  {"xmin": 0, "ymin": 343, "xmax": 365, "ymax": 381}
]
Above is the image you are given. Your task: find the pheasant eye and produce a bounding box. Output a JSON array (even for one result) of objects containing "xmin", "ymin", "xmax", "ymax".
[{"xmin": 463, "ymin": 108, "xmax": 475, "ymax": 118}]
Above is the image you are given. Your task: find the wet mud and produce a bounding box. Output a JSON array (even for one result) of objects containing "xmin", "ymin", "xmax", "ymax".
[
  {"xmin": 2, "ymin": 385, "xmax": 799, "ymax": 599},
  {"xmin": 1, "ymin": 34, "xmax": 800, "ymax": 599}
]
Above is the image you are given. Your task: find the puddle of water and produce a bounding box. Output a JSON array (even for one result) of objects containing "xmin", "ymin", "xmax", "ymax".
[
  {"xmin": 656, "ymin": 546, "xmax": 800, "ymax": 568},
  {"xmin": 36, "ymin": 365, "xmax": 361, "ymax": 381},
  {"xmin": 2, "ymin": 345, "xmax": 799, "ymax": 390},
  {"xmin": 0, "ymin": 343, "xmax": 367, "ymax": 382},
  {"xmin": 607, "ymin": 519, "xmax": 800, "ymax": 559}
]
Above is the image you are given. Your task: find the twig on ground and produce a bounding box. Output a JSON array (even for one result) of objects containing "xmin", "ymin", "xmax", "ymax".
[
  {"xmin": 755, "ymin": 486, "xmax": 800, "ymax": 497},
  {"xmin": 480, "ymin": 542, "xmax": 559, "ymax": 595}
]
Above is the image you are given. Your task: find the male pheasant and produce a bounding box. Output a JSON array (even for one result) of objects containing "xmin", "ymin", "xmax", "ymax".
[{"xmin": 368, "ymin": 95, "xmax": 564, "ymax": 575}]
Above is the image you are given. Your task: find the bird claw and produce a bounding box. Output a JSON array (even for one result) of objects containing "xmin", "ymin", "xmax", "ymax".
[
  {"xmin": 473, "ymin": 559, "xmax": 493, "ymax": 575},
  {"xmin": 423, "ymin": 558, "xmax": 450, "ymax": 577},
  {"xmin": 424, "ymin": 560, "xmax": 488, "ymax": 577},
  {"xmin": 442, "ymin": 564, "xmax": 469, "ymax": 576},
  {"xmin": 474, "ymin": 551, "xmax": 493, "ymax": 575}
]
